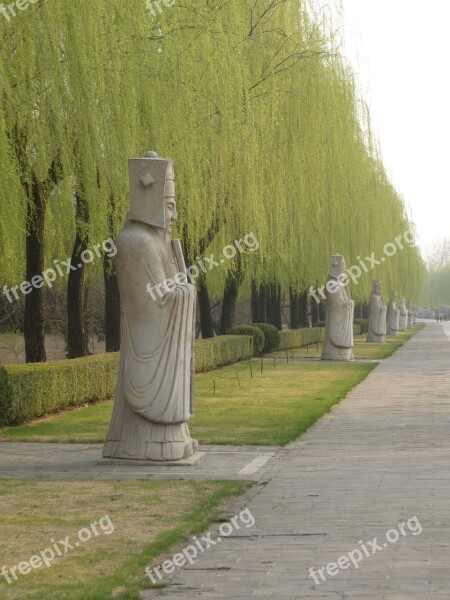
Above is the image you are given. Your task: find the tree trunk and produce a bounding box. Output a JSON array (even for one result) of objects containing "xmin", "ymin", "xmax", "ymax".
[
  {"xmin": 67, "ymin": 190, "xmax": 90, "ymax": 359},
  {"xmin": 251, "ymin": 280, "xmax": 261, "ymax": 323},
  {"xmin": 104, "ymin": 253, "xmax": 121, "ymax": 351},
  {"xmin": 300, "ymin": 292, "xmax": 309, "ymax": 327},
  {"xmin": 258, "ymin": 284, "xmax": 268, "ymax": 323},
  {"xmin": 18, "ymin": 145, "xmax": 62, "ymax": 363},
  {"xmin": 24, "ymin": 175, "xmax": 46, "ymax": 363},
  {"xmin": 319, "ymin": 301, "xmax": 326, "ymax": 322},
  {"xmin": 267, "ymin": 284, "xmax": 282, "ymax": 330},
  {"xmin": 290, "ymin": 289, "xmax": 300, "ymax": 329},
  {"xmin": 311, "ymin": 298, "xmax": 319, "ymax": 325},
  {"xmin": 219, "ymin": 276, "xmax": 240, "ymax": 334},
  {"xmin": 198, "ymin": 274, "xmax": 215, "ymax": 339},
  {"xmin": 219, "ymin": 261, "xmax": 245, "ymax": 334},
  {"xmin": 104, "ymin": 194, "xmax": 121, "ymax": 352}
]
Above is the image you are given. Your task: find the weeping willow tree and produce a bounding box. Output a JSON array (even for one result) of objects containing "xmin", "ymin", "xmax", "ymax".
[
  {"xmin": 0, "ymin": 0, "xmax": 426, "ymax": 359},
  {"xmin": 420, "ymin": 267, "xmax": 450, "ymax": 307}
]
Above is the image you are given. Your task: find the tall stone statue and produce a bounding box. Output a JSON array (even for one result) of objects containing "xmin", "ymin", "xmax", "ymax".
[
  {"xmin": 321, "ymin": 254, "xmax": 355, "ymax": 361},
  {"xmin": 407, "ymin": 300, "xmax": 414, "ymax": 330},
  {"xmin": 103, "ymin": 152, "xmax": 198, "ymax": 462},
  {"xmin": 399, "ymin": 298, "xmax": 408, "ymax": 331},
  {"xmin": 386, "ymin": 291, "xmax": 400, "ymax": 336},
  {"xmin": 367, "ymin": 280, "xmax": 387, "ymax": 343}
]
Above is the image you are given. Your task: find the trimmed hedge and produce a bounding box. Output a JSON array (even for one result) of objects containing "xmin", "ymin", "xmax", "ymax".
[
  {"xmin": 354, "ymin": 319, "xmax": 369, "ymax": 334},
  {"xmin": 0, "ymin": 354, "xmax": 119, "ymax": 426},
  {"xmin": 278, "ymin": 328, "xmax": 325, "ymax": 351},
  {"xmin": 0, "ymin": 335, "xmax": 254, "ymax": 426},
  {"xmin": 313, "ymin": 321, "xmax": 326, "ymax": 328},
  {"xmin": 252, "ymin": 323, "xmax": 281, "ymax": 354},
  {"xmin": 194, "ymin": 335, "xmax": 253, "ymax": 373},
  {"xmin": 227, "ymin": 326, "xmax": 265, "ymax": 356}
]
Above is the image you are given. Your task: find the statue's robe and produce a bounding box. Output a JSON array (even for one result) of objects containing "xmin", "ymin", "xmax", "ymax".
[
  {"xmin": 321, "ymin": 279, "xmax": 355, "ymax": 361},
  {"xmin": 103, "ymin": 220, "xmax": 197, "ymax": 461},
  {"xmin": 367, "ymin": 293, "xmax": 387, "ymax": 343},
  {"xmin": 387, "ymin": 301, "xmax": 400, "ymax": 336},
  {"xmin": 399, "ymin": 304, "xmax": 408, "ymax": 331},
  {"xmin": 407, "ymin": 308, "xmax": 414, "ymax": 329}
]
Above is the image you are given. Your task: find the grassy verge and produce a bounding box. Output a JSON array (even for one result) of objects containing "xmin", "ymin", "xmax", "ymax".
[
  {"xmin": 0, "ymin": 479, "xmax": 249, "ymax": 600},
  {"xmin": 272, "ymin": 324, "xmax": 424, "ymax": 360},
  {"xmin": 0, "ymin": 361, "xmax": 376, "ymax": 446}
]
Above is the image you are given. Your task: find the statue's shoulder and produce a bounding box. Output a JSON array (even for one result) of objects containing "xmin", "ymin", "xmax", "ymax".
[{"xmin": 117, "ymin": 220, "xmax": 160, "ymax": 255}]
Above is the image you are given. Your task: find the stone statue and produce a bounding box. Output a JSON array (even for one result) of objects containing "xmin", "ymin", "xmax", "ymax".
[
  {"xmin": 399, "ymin": 298, "xmax": 408, "ymax": 331},
  {"xmin": 407, "ymin": 300, "xmax": 414, "ymax": 330},
  {"xmin": 386, "ymin": 291, "xmax": 400, "ymax": 336},
  {"xmin": 103, "ymin": 152, "xmax": 198, "ymax": 462},
  {"xmin": 321, "ymin": 254, "xmax": 355, "ymax": 361},
  {"xmin": 367, "ymin": 280, "xmax": 387, "ymax": 343}
]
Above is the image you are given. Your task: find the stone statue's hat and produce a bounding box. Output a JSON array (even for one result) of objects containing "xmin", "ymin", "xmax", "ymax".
[
  {"xmin": 329, "ymin": 254, "xmax": 345, "ymax": 278},
  {"xmin": 128, "ymin": 151, "xmax": 174, "ymax": 228}
]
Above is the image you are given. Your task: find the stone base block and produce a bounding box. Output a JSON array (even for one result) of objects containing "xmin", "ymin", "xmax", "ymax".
[{"xmin": 97, "ymin": 451, "xmax": 206, "ymax": 467}]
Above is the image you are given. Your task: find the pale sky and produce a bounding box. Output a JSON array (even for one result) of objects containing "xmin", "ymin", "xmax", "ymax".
[{"xmin": 338, "ymin": 0, "xmax": 450, "ymax": 256}]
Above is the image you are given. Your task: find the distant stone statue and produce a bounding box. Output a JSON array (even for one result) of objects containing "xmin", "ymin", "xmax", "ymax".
[
  {"xmin": 387, "ymin": 291, "xmax": 400, "ymax": 336},
  {"xmin": 399, "ymin": 298, "xmax": 408, "ymax": 331},
  {"xmin": 407, "ymin": 300, "xmax": 414, "ymax": 329},
  {"xmin": 367, "ymin": 280, "xmax": 387, "ymax": 343},
  {"xmin": 321, "ymin": 254, "xmax": 355, "ymax": 361},
  {"xmin": 103, "ymin": 152, "xmax": 198, "ymax": 462}
]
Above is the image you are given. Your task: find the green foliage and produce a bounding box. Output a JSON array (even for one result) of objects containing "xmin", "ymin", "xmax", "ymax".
[
  {"xmin": 195, "ymin": 335, "xmax": 254, "ymax": 373},
  {"xmin": 278, "ymin": 328, "xmax": 325, "ymax": 351},
  {"xmin": 354, "ymin": 319, "xmax": 369, "ymax": 334},
  {"xmin": 1, "ymin": 362, "xmax": 377, "ymax": 447},
  {"xmin": 228, "ymin": 326, "xmax": 265, "ymax": 356},
  {"xmin": 0, "ymin": 336, "xmax": 254, "ymax": 426},
  {"xmin": 0, "ymin": 354, "xmax": 119, "ymax": 426},
  {"xmin": 0, "ymin": 0, "xmax": 425, "ymax": 310},
  {"xmin": 252, "ymin": 323, "xmax": 281, "ymax": 353}
]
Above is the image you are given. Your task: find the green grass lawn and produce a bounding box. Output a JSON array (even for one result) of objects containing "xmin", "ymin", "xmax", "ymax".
[
  {"xmin": 272, "ymin": 324, "xmax": 423, "ymax": 361},
  {"xmin": 1, "ymin": 361, "xmax": 376, "ymax": 446},
  {"xmin": 0, "ymin": 325, "xmax": 421, "ymax": 446},
  {"xmin": 0, "ymin": 479, "xmax": 249, "ymax": 600}
]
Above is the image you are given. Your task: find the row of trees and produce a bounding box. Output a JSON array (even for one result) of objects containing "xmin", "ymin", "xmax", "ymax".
[
  {"xmin": 420, "ymin": 238, "xmax": 450, "ymax": 307},
  {"xmin": 0, "ymin": 0, "xmax": 425, "ymax": 363}
]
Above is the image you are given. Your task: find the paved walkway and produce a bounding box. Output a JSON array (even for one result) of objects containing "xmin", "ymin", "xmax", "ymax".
[
  {"xmin": 142, "ymin": 323, "xmax": 450, "ymax": 599},
  {"xmin": 0, "ymin": 444, "xmax": 278, "ymax": 482}
]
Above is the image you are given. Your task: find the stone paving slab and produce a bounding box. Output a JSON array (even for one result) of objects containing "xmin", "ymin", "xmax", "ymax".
[
  {"xmin": 139, "ymin": 323, "xmax": 450, "ymax": 599},
  {"xmin": 0, "ymin": 443, "xmax": 280, "ymax": 481}
]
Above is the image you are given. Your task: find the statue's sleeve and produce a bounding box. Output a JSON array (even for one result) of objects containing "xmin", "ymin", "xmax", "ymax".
[
  {"xmin": 327, "ymin": 285, "xmax": 354, "ymax": 348},
  {"xmin": 118, "ymin": 231, "xmax": 196, "ymax": 424},
  {"xmin": 370, "ymin": 295, "xmax": 387, "ymax": 336}
]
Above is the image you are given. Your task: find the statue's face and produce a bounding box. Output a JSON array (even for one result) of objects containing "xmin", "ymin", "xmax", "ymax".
[
  {"xmin": 164, "ymin": 195, "xmax": 177, "ymax": 234},
  {"xmin": 374, "ymin": 283, "xmax": 381, "ymax": 295}
]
